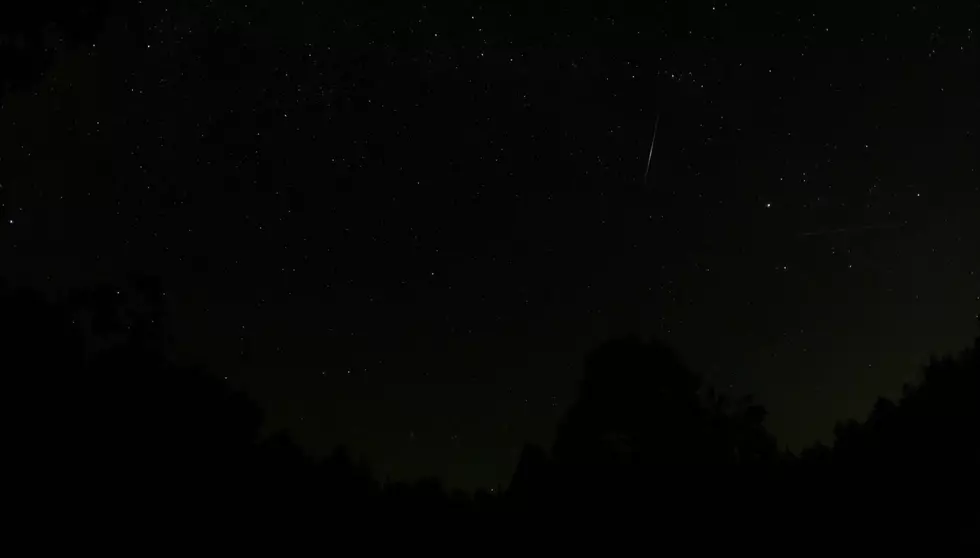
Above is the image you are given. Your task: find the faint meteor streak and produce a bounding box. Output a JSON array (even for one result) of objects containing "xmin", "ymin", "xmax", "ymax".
[
  {"xmin": 799, "ymin": 223, "xmax": 902, "ymax": 237},
  {"xmin": 643, "ymin": 112, "xmax": 661, "ymax": 187}
]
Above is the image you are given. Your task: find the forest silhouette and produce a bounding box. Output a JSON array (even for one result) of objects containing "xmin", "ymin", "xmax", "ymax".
[
  {"xmin": 3, "ymin": 274, "xmax": 977, "ymax": 546},
  {"xmin": 3, "ymin": 3, "xmax": 977, "ymax": 549}
]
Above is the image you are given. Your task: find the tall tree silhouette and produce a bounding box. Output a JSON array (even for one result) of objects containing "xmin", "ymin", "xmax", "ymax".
[
  {"xmin": 553, "ymin": 336, "xmax": 704, "ymax": 469},
  {"xmin": 798, "ymin": 318, "xmax": 980, "ymax": 546},
  {"xmin": 516, "ymin": 335, "xmax": 782, "ymax": 543}
]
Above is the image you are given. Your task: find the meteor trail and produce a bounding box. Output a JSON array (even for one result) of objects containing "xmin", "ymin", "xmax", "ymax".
[
  {"xmin": 643, "ymin": 112, "xmax": 660, "ymax": 187},
  {"xmin": 799, "ymin": 223, "xmax": 903, "ymax": 237}
]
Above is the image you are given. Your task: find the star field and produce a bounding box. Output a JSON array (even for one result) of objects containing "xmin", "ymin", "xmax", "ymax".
[{"xmin": 1, "ymin": 0, "xmax": 977, "ymax": 489}]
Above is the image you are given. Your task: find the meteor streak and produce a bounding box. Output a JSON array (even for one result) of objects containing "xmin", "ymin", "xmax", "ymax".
[{"xmin": 643, "ymin": 112, "xmax": 661, "ymax": 187}]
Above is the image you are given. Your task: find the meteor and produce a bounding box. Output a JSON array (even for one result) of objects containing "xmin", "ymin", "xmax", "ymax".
[
  {"xmin": 799, "ymin": 223, "xmax": 902, "ymax": 237},
  {"xmin": 643, "ymin": 112, "xmax": 661, "ymax": 187}
]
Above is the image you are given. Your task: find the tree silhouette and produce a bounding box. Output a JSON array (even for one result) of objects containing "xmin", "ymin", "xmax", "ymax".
[
  {"xmin": 3, "ymin": 277, "xmax": 976, "ymax": 545},
  {"xmin": 553, "ymin": 336, "xmax": 704, "ymax": 469},
  {"xmin": 797, "ymin": 318, "xmax": 980, "ymax": 546},
  {"xmin": 507, "ymin": 335, "xmax": 783, "ymax": 543}
]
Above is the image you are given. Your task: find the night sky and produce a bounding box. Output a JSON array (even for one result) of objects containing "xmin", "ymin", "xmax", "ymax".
[{"xmin": 1, "ymin": 0, "xmax": 976, "ymax": 490}]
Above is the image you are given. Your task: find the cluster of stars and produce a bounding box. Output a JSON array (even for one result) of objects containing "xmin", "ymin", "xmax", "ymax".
[{"xmin": 0, "ymin": 0, "xmax": 975, "ymax": 490}]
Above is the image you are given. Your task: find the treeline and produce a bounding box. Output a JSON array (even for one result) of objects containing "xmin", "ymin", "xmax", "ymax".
[{"xmin": 2, "ymin": 275, "xmax": 976, "ymax": 546}]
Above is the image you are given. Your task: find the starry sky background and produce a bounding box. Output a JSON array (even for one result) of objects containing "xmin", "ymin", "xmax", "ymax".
[{"xmin": 1, "ymin": 0, "xmax": 977, "ymax": 490}]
